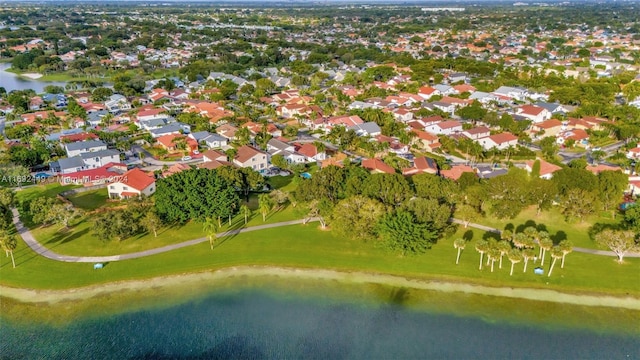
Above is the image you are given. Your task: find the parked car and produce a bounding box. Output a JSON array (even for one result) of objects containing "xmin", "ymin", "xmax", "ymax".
[{"xmin": 181, "ymin": 156, "xmax": 192, "ymax": 161}]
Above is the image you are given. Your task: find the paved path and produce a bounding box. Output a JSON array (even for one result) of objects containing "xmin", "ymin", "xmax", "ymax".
[
  {"xmin": 12, "ymin": 207, "xmax": 638, "ymax": 263},
  {"xmin": 11, "ymin": 208, "xmax": 316, "ymax": 263},
  {"xmin": 450, "ymin": 219, "xmax": 640, "ymax": 258}
]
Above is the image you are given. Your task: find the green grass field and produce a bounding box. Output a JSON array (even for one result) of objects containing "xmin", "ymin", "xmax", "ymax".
[
  {"xmin": 463, "ymin": 205, "xmax": 620, "ymax": 249},
  {"xmin": 65, "ymin": 188, "xmax": 113, "ymax": 210},
  {"xmin": 1, "ymin": 224, "xmax": 638, "ymax": 296}
]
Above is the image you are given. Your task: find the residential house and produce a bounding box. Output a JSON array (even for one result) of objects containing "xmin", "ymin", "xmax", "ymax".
[
  {"xmin": 418, "ymin": 86, "xmax": 440, "ymax": 100},
  {"xmin": 557, "ymin": 129, "xmax": 589, "ymax": 147},
  {"xmin": 530, "ymin": 119, "xmax": 563, "ymax": 139},
  {"xmin": 149, "ymin": 123, "xmax": 190, "ymax": 138},
  {"xmin": 448, "ymin": 72, "xmax": 468, "ymax": 84},
  {"xmin": 462, "ymin": 126, "xmax": 491, "ymax": 140},
  {"xmin": 216, "ymin": 124, "xmax": 239, "ymax": 141},
  {"xmin": 296, "ymin": 143, "xmax": 326, "ymax": 162},
  {"xmin": 233, "ymin": 145, "xmax": 268, "ymax": 172},
  {"xmin": 516, "ymin": 105, "xmax": 551, "ymax": 123},
  {"xmin": 58, "ymin": 163, "xmax": 127, "ymax": 186},
  {"xmin": 105, "ymin": 94, "xmax": 131, "ymax": 114},
  {"xmin": 362, "ymin": 158, "xmax": 396, "ymax": 174},
  {"xmin": 203, "ymin": 134, "xmax": 228, "ymax": 149},
  {"xmin": 411, "ymin": 130, "xmax": 441, "ymax": 152},
  {"xmin": 534, "ymin": 102, "xmax": 567, "ymax": 115},
  {"xmin": 492, "ymin": 86, "xmax": 529, "ymax": 101},
  {"xmin": 65, "ymin": 140, "xmax": 107, "ymax": 157},
  {"xmin": 425, "ymin": 120, "xmax": 463, "ymax": 135},
  {"xmin": 156, "ymin": 134, "xmax": 198, "ymax": 153},
  {"xmin": 627, "ymin": 147, "xmax": 640, "ymax": 159},
  {"xmin": 525, "ymin": 159, "xmax": 562, "ymax": 179},
  {"xmin": 349, "ymin": 122, "xmax": 382, "ymax": 137},
  {"xmin": 108, "ymin": 168, "xmax": 156, "ymax": 199},
  {"xmin": 440, "ymin": 165, "xmax": 475, "ymax": 181},
  {"xmin": 162, "ymin": 163, "xmax": 191, "ymax": 178},
  {"xmin": 478, "ymin": 132, "xmax": 519, "ymax": 150},
  {"xmin": 468, "ymin": 91, "xmax": 496, "ymax": 104},
  {"xmin": 586, "ymin": 164, "xmax": 622, "ymax": 175},
  {"xmin": 434, "ymin": 84, "xmax": 456, "ymax": 96},
  {"xmin": 80, "ymin": 149, "xmax": 121, "ymax": 169},
  {"xmin": 402, "ymin": 156, "xmax": 438, "ymax": 176}
]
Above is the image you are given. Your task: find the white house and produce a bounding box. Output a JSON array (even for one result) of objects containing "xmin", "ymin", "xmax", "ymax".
[
  {"xmin": 80, "ymin": 149, "xmax": 120, "ymax": 169},
  {"xmin": 234, "ymin": 145, "xmax": 268, "ymax": 173},
  {"xmin": 65, "ymin": 140, "xmax": 107, "ymax": 157},
  {"xmin": 516, "ymin": 105, "xmax": 551, "ymax": 123},
  {"xmin": 478, "ymin": 132, "xmax": 519, "ymax": 150},
  {"xmin": 424, "ymin": 120, "xmax": 463, "ymax": 135},
  {"xmin": 108, "ymin": 168, "xmax": 156, "ymax": 199}
]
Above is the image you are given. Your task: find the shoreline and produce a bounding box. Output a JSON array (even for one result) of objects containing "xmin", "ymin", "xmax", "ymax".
[{"xmin": 2, "ymin": 266, "xmax": 640, "ymax": 310}]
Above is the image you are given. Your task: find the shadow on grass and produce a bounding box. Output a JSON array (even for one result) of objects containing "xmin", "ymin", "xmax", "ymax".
[
  {"xmin": 482, "ymin": 231, "xmax": 500, "ymax": 242},
  {"xmin": 46, "ymin": 227, "xmax": 90, "ymax": 245},
  {"xmin": 550, "ymin": 231, "xmax": 567, "ymax": 245},
  {"xmin": 463, "ymin": 230, "xmax": 474, "ymax": 242}
]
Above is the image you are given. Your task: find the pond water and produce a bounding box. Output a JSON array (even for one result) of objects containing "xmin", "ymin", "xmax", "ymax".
[
  {"xmin": 1, "ymin": 282, "xmax": 638, "ymax": 359},
  {"xmin": 0, "ymin": 62, "xmax": 67, "ymax": 93}
]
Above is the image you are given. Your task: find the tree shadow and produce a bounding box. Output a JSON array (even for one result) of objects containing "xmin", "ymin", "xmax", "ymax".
[
  {"xmin": 482, "ymin": 231, "xmax": 500, "ymax": 241},
  {"xmin": 388, "ymin": 287, "xmax": 409, "ymax": 306},
  {"xmin": 504, "ymin": 223, "xmax": 515, "ymax": 232},
  {"xmin": 516, "ymin": 220, "xmax": 537, "ymax": 233},
  {"xmin": 550, "ymin": 231, "xmax": 567, "ymax": 245},
  {"xmin": 463, "ymin": 230, "xmax": 474, "ymax": 242}
]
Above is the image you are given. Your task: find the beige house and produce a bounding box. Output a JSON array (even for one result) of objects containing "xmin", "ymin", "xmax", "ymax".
[{"xmin": 233, "ymin": 145, "xmax": 268, "ymax": 173}]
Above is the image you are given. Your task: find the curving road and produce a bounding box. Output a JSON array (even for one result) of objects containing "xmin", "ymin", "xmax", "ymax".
[{"xmin": 11, "ymin": 208, "xmax": 317, "ymax": 263}]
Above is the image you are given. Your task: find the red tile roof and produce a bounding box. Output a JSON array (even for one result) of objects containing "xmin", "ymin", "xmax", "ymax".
[
  {"xmin": 235, "ymin": 145, "xmax": 264, "ymax": 164},
  {"xmin": 440, "ymin": 165, "xmax": 475, "ymax": 181},
  {"xmin": 362, "ymin": 158, "xmax": 396, "ymax": 174},
  {"xmin": 119, "ymin": 168, "xmax": 155, "ymax": 191}
]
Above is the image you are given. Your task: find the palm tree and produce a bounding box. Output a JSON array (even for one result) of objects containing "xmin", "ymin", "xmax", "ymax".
[
  {"xmin": 202, "ymin": 217, "xmax": 219, "ymax": 250},
  {"xmin": 523, "ymin": 226, "xmax": 538, "ymax": 245},
  {"xmin": 475, "ymin": 239, "xmax": 489, "ymax": 270},
  {"xmin": 537, "ymin": 230, "xmax": 550, "ymax": 258},
  {"xmin": 240, "ymin": 204, "xmax": 250, "ymax": 225},
  {"xmin": 507, "ymin": 249, "xmax": 523, "ymax": 276},
  {"xmin": 454, "ymin": 238, "xmax": 466, "ymax": 265},
  {"xmin": 512, "ymin": 232, "xmax": 527, "ymax": 249},
  {"xmin": 0, "ymin": 233, "xmax": 17, "ymax": 268},
  {"xmin": 258, "ymin": 194, "xmax": 273, "ymax": 222},
  {"xmin": 488, "ymin": 248, "xmax": 501, "ymax": 272},
  {"xmin": 547, "ymin": 246, "xmax": 564, "ymax": 277},
  {"xmin": 539, "ymin": 235, "xmax": 554, "ymax": 266},
  {"xmin": 559, "ymin": 240, "xmax": 574, "ymax": 268},
  {"xmin": 497, "ymin": 241, "xmax": 511, "ymax": 269},
  {"xmin": 500, "ymin": 229, "xmax": 513, "ymax": 243},
  {"xmin": 522, "ymin": 249, "xmax": 536, "ymax": 273}
]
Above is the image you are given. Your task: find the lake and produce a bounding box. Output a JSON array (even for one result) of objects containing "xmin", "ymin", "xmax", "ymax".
[
  {"xmin": 1, "ymin": 277, "xmax": 638, "ymax": 359},
  {"xmin": 0, "ymin": 62, "xmax": 67, "ymax": 93}
]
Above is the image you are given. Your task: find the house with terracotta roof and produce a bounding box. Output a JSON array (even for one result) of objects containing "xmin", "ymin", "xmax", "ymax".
[
  {"xmin": 320, "ymin": 153, "xmax": 348, "ymax": 168},
  {"xmin": 440, "ymin": 165, "xmax": 475, "ymax": 181},
  {"xmin": 233, "ymin": 145, "xmax": 268, "ymax": 172},
  {"xmin": 627, "ymin": 147, "xmax": 640, "ymax": 159},
  {"xmin": 556, "ymin": 129, "xmax": 589, "ymax": 147},
  {"xmin": 425, "ymin": 120, "xmax": 463, "ymax": 135},
  {"xmin": 530, "ymin": 119, "xmax": 563, "ymax": 139},
  {"xmin": 586, "ymin": 164, "xmax": 622, "ymax": 175},
  {"xmin": 411, "ymin": 130, "xmax": 441, "ymax": 152},
  {"xmin": 525, "ymin": 159, "xmax": 562, "ymax": 180},
  {"xmin": 478, "ymin": 132, "xmax": 519, "ymax": 150},
  {"xmin": 462, "ymin": 126, "xmax": 491, "ymax": 140},
  {"xmin": 108, "ymin": 168, "xmax": 156, "ymax": 199},
  {"xmin": 296, "ymin": 143, "xmax": 327, "ymax": 162},
  {"xmin": 362, "ymin": 158, "xmax": 396, "ymax": 174},
  {"xmin": 156, "ymin": 134, "xmax": 198, "ymax": 153},
  {"xmin": 162, "ymin": 163, "xmax": 191, "ymax": 178},
  {"xmin": 402, "ymin": 156, "xmax": 438, "ymax": 176},
  {"xmin": 516, "ymin": 105, "xmax": 551, "ymax": 123},
  {"xmin": 58, "ymin": 163, "xmax": 127, "ymax": 186},
  {"xmin": 418, "ymin": 86, "xmax": 440, "ymax": 100}
]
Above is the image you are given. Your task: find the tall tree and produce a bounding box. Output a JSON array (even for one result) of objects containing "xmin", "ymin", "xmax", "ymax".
[
  {"xmin": 330, "ymin": 196, "xmax": 384, "ymax": 240},
  {"xmin": 594, "ymin": 229, "xmax": 639, "ymax": 263},
  {"xmin": 538, "ymin": 234, "xmax": 554, "ymax": 266},
  {"xmin": 203, "ymin": 217, "xmax": 219, "ymax": 250},
  {"xmin": 547, "ymin": 246, "xmax": 564, "ymax": 277},
  {"xmin": 0, "ymin": 232, "xmax": 17, "ymax": 268},
  {"xmin": 522, "ymin": 248, "xmax": 536, "ymax": 273},
  {"xmin": 142, "ymin": 210, "xmax": 162, "ymax": 238},
  {"xmin": 597, "ymin": 171, "xmax": 628, "ymax": 218},
  {"xmin": 475, "ymin": 239, "xmax": 489, "ymax": 270},
  {"xmin": 258, "ymin": 194, "xmax": 273, "ymax": 222},
  {"xmin": 559, "ymin": 240, "xmax": 574, "ymax": 268},
  {"xmin": 497, "ymin": 241, "xmax": 511, "ymax": 269},
  {"xmin": 507, "ymin": 249, "xmax": 522, "ymax": 276},
  {"xmin": 240, "ymin": 204, "xmax": 251, "ymax": 225},
  {"xmin": 454, "ymin": 238, "xmax": 466, "ymax": 265},
  {"xmin": 376, "ymin": 210, "xmax": 436, "ymax": 256}
]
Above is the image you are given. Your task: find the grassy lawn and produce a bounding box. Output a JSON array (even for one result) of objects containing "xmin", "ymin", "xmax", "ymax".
[
  {"xmin": 464, "ymin": 205, "xmax": 619, "ymax": 249},
  {"xmin": 16, "ymin": 183, "xmax": 79, "ymax": 203},
  {"xmin": 65, "ymin": 188, "xmax": 113, "ymax": 211},
  {"xmin": 25, "ymin": 200, "xmax": 299, "ymax": 257},
  {"xmin": 267, "ymin": 175, "xmax": 295, "ymax": 191},
  {"xmin": 1, "ymin": 225, "xmax": 638, "ymax": 297}
]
